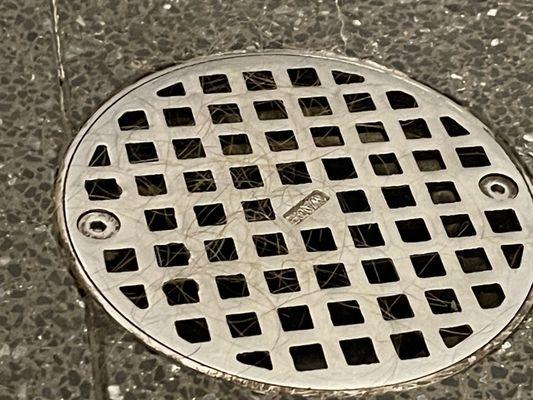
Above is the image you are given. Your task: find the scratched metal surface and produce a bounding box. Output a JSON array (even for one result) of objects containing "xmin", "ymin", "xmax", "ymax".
[{"xmin": 0, "ymin": 1, "xmax": 532, "ymax": 399}]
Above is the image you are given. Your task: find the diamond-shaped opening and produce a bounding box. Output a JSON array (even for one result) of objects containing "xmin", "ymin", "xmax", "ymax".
[
  {"xmin": 276, "ymin": 161, "xmax": 312, "ymax": 185},
  {"xmin": 378, "ymin": 294, "xmax": 414, "ymax": 320},
  {"xmin": 288, "ymin": 67, "xmax": 321, "ymax": 86},
  {"xmin": 125, "ymin": 142, "xmax": 158, "ymax": 163},
  {"xmin": 332, "ymin": 70, "xmax": 364, "ymax": 84},
  {"xmin": 501, "ymin": 244, "xmax": 524, "ymax": 269},
  {"xmin": 254, "ymin": 100, "xmax": 288, "ymax": 120},
  {"xmin": 156, "ymin": 82, "xmax": 185, "ymax": 97},
  {"xmin": 85, "ymin": 178, "xmax": 122, "ymax": 201},
  {"xmin": 386, "ymin": 90, "xmax": 418, "ymax": 109},
  {"xmin": 426, "ymin": 181, "xmax": 460, "ymax": 204},
  {"xmin": 390, "ymin": 331, "xmax": 429, "ymax": 360},
  {"xmin": 236, "ymin": 351, "xmax": 273, "ymax": 370},
  {"xmin": 455, "ymin": 248, "xmax": 492, "ymax": 273},
  {"xmin": 381, "ymin": 185, "xmax": 416, "ymax": 208},
  {"xmin": 243, "ymin": 70, "xmax": 277, "ymax": 91},
  {"xmin": 183, "ymin": 170, "xmax": 217, "ymax": 192},
  {"xmin": 289, "ymin": 344, "xmax": 328, "ymax": 371},
  {"xmin": 456, "ymin": 146, "xmax": 491, "ymax": 168},
  {"xmin": 119, "ymin": 285, "xmax": 148, "ymax": 309},
  {"xmin": 103, "ymin": 248, "xmax": 138, "ymax": 273},
  {"xmin": 336, "ymin": 190, "xmax": 371, "ymax": 213},
  {"xmin": 135, "ymin": 174, "xmax": 167, "ymax": 196},
  {"xmin": 229, "ymin": 165, "xmax": 264, "ymax": 189},
  {"xmin": 89, "ymin": 145, "xmax": 111, "ymax": 167},
  {"xmin": 175, "ymin": 318, "xmax": 211, "ymax": 343},
  {"xmin": 425, "ymin": 289, "xmax": 461, "ymax": 314},
  {"xmin": 484, "ymin": 209, "xmax": 522, "ymax": 233},
  {"xmin": 301, "ymin": 227, "xmax": 337, "ymax": 252},
  {"xmin": 265, "ymin": 130, "xmax": 299, "ymax": 152},
  {"xmin": 439, "ymin": 325, "xmax": 473, "ymax": 348},
  {"xmin": 343, "ymin": 93, "xmax": 376, "ymax": 112},
  {"xmin": 441, "ymin": 214, "xmax": 476, "ymax": 238},
  {"xmin": 355, "ymin": 121, "xmax": 389, "ymax": 143},
  {"xmin": 340, "ymin": 338, "xmax": 379, "ymax": 365},
  {"xmin": 208, "ymin": 103, "xmax": 243, "ymax": 124},
  {"xmin": 327, "ymin": 300, "xmax": 365, "ymax": 326},
  {"xmin": 361, "ymin": 258, "xmax": 399, "ymax": 284},
  {"xmin": 440, "ymin": 116, "xmax": 470, "ymax": 137},
  {"xmin": 298, "ymin": 96, "xmax": 333, "ymax": 116},
  {"xmin": 199, "ymin": 74, "xmax": 231, "ymax": 93},
  {"xmin": 118, "ymin": 110, "xmax": 149, "ymax": 130},
  {"xmin": 348, "ymin": 223, "xmax": 385, "ymax": 248},
  {"xmin": 215, "ymin": 274, "xmax": 250, "ymax": 299},
  {"xmin": 219, "ymin": 134, "xmax": 252, "ymax": 155},
  {"xmin": 369, "ymin": 153, "xmax": 403, "ymax": 175},
  {"xmin": 241, "ymin": 198, "xmax": 276, "ymax": 222},
  {"xmin": 413, "ymin": 149, "xmax": 446, "ymax": 171},
  {"xmin": 400, "ymin": 118, "xmax": 431, "ymax": 139},
  {"xmin": 264, "ymin": 268, "xmax": 300, "ymax": 294},
  {"xmin": 410, "ymin": 252, "xmax": 446, "ymax": 278},
  {"xmin": 310, "ymin": 126, "xmax": 344, "ymax": 147},
  {"xmin": 162, "ymin": 279, "xmax": 199, "ymax": 305},
  {"xmin": 172, "ymin": 138, "xmax": 206, "ymax": 159},
  {"xmin": 253, "ymin": 232, "xmax": 288, "ymax": 257},
  {"xmin": 144, "ymin": 208, "xmax": 177, "ymax": 231},
  {"xmin": 395, "ymin": 218, "xmax": 431, "ymax": 242},
  {"xmin": 278, "ymin": 305, "xmax": 314, "ymax": 331},
  {"xmin": 163, "ymin": 107, "xmax": 195, "ymax": 127},
  {"xmin": 154, "ymin": 243, "xmax": 190, "ymax": 267},
  {"xmin": 204, "ymin": 238, "xmax": 238, "ymax": 262},
  {"xmin": 472, "ymin": 283, "xmax": 505, "ymax": 309},
  {"xmin": 314, "ymin": 263, "xmax": 350, "ymax": 289},
  {"xmin": 193, "ymin": 203, "xmax": 227, "ymax": 226},
  {"xmin": 322, "ymin": 157, "xmax": 357, "ymax": 180},
  {"xmin": 226, "ymin": 312, "xmax": 262, "ymax": 338}
]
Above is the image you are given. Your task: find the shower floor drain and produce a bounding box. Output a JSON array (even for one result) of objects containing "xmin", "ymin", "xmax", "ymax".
[{"xmin": 57, "ymin": 52, "xmax": 533, "ymax": 395}]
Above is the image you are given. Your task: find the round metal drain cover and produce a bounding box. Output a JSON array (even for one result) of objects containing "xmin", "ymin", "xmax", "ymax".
[{"xmin": 57, "ymin": 52, "xmax": 533, "ymax": 394}]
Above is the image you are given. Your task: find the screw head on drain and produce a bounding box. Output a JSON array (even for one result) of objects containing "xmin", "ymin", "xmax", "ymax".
[
  {"xmin": 77, "ymin": 210, "xmax": 120, "ymax": 239},
  {"xmin": 479, "ymin": 174, "xmax": 518, "ymax": 200}
]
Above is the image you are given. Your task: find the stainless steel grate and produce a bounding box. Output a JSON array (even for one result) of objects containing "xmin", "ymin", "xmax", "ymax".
[{"xmin": 56, "ymin": 52, "xmax": 533, "ymax": 395}]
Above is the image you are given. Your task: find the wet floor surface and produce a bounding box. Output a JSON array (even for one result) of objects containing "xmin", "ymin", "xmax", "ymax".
[{"xmin": 0, "ymin": 1, "xmax": 531, "ymax": 399}]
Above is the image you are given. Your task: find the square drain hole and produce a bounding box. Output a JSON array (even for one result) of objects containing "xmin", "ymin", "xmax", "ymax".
[{"xmin": 264, "ymin": 268, "xmax": 301, "ymax": 294}]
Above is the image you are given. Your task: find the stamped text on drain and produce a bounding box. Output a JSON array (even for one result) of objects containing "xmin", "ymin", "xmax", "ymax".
[{"xmin": 283, "ymin": 190, "xmax": 330, "ymax": 225}]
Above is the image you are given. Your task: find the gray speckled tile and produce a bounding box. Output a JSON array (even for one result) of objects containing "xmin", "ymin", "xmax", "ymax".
[
  {"xmin": 13, "ymin": 0, "xmax": 530, "ymax": 399},
  {"xmin": 0, "ymin": 0, "xmax": 94, "ymax": 399}
]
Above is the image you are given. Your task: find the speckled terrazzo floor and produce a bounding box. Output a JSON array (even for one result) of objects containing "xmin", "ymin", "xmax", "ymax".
[{"xmin": 0, "ymin": 1, "xmax": 531, "ymax": 399}]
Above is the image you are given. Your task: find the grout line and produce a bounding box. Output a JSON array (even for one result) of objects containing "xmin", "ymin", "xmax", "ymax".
[
  {"xmin": 334, "ymin": 0, "xmax": 348, "ymax": 54},
  {"xmin": 48, "ymin": 1, "xmax": 110, "ymax": 398},
  {"xmin": 49, "ymin": 0, "xmax": 73, "ymax": 136},
  {"xmin": 85, "ymin": 298, "xmax": 112, "ymax": 400}
]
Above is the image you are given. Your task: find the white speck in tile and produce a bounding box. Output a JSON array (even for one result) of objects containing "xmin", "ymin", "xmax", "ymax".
[
  {"xmin": 17, "ymin": 383, "xmax": 27, "ymax": 400},
  {"xmin": 75, "ymin": 15, "xmax": 86, "ymax": 27},
  {"xmin": 487, "ymin": 8, "xmax": 498, "ymax": 17},
  {"xmin": 451, "ymin": 73, "xmax": 463, "ymax": 80},
  {"xmin": 108, "ymin": 385, "xmax": 123, "ymax": 400},
  {"xmin": 352, "ymin": 19, "xmax": 362, "ymax": 26},
  {"xmin": 163, "ymin": 3, "xmax": 171, "ymax": 9},
  {"xmin": 12, "ymin": 345, "xmax": 27, "ymax": 360},
  {"xmin": 501, "ymin": 341, "xmax": 512, "ymax": 350},
  {"xmin": 0, "ymin": 344, "xmax": 10, "ymax": 357},
  {"xmin": 490, "ymin": 38, "xmax": 500, "ymax": 46},
  {"xmin": 76, "ymin": 299, "xmax": 86, "ymax": 309},
  {"xmin": 0, "ymin": 256, "xmax": 10, "ymax": 267}
]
